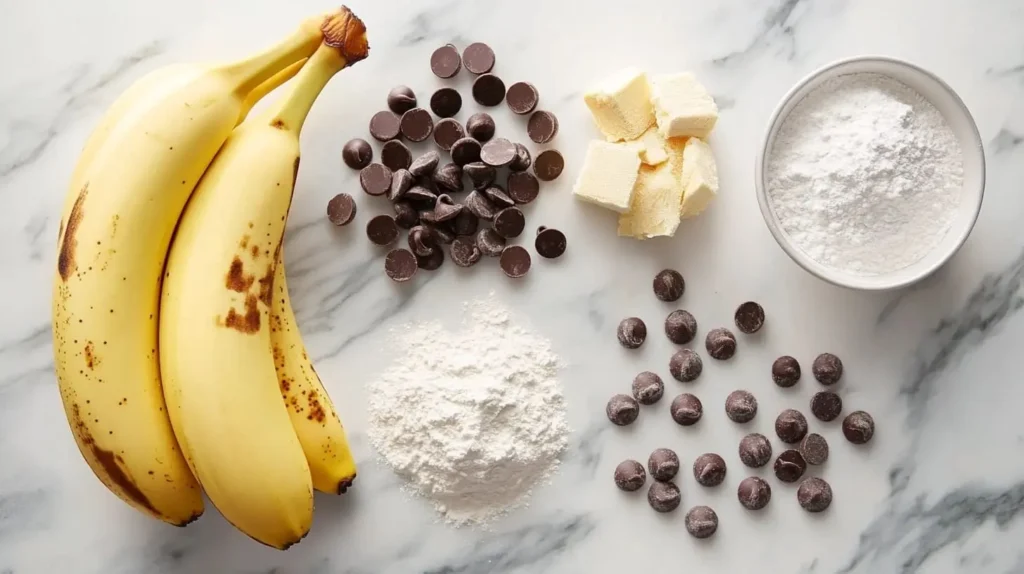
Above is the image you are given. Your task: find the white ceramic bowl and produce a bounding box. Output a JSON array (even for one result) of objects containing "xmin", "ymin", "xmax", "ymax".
[{"xmin": 754, "ymin": 56, "xmax": 985, "ymax": 291}]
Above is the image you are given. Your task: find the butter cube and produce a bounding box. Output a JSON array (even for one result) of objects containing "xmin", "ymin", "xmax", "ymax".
[
  {"xmin": 618, "ymin": 139, "xmax": 686, "ymax": 239},
  {"xmin": 651, "ymin": 73, "xmax": 718, "ymax": 139},
  {"xmin": 584, "ymin": 68, "xmax": 655, "ymax": 142},
  {"xmin": 632, "ymin": 127, "xmax": 668, "ymax": 166},
  {"xmin": 572, "ymin": 141, "xmax": 642, "ymax": 213},
  {"xmin": 679, "ymin": 137, "xmax": 719, "ymax": 218}
]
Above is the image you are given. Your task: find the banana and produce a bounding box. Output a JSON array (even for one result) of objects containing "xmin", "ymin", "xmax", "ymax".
[
  {"xmin": 270, "ymin": 254, "xmax": 357, "ymax": 494},
  {"xmin": 52, "ymin": 15, "xmax": 331, "ymax": 525},
  {"xmin": 159, "ymin": 13, "xmax": 368, "ymax": 549}
]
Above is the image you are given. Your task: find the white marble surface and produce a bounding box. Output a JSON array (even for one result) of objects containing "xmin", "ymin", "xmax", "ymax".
[{"xmin": 2, "ymin": 0, "xmax": 1023, "ymax": 572}]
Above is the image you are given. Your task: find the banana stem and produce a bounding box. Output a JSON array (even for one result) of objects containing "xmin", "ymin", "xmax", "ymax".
[
  {"xmin": 264, "ymin": 43, "xmax": 348, "ymax": 134},
  {"xmin": 237, "ymin": 59, "xmax": 307, "ymax": 125},
  {"xmin": 217, "ymin": 16, "xmax": 325, "ymax": 96}
]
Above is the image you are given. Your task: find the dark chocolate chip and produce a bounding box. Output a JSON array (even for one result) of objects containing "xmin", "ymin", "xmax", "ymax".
[
  {"xmin": 653, "ymin": 269, "xmax": 685, "ymax": 302},
  {"xmin": 464, "ymin": 162, "xmax": 496, "ymax": 189},
  {"xmin": 606, "ymin": 393, "xmax": 639, "ymax": 426},
  {"xmin": 393, "ymin": 201, "xmax": 420, "ymax": 229},
  {"xmin": 534, "ymin": 149, "xmax": 564, "ymax": 181},
  {"xmin": 326, "ymin": 193, "xmax": 357, "ymax": 226},
  {"xmin": 387, "ymin": 85, "xmax": 417, "ymax": 115},
  {"xmin": 669, "ymin": 349, "xmax": 703, "ymax": 382},
  {"xmin": 401, "ymin": 108, "xmax": 434, "ymax": 143},
  {"xmin": 507, "ymin": 145, "xmax": 531, "ymax": 173},
  {"xmin": 462, "ymin": 42, "xmax": 495, "ymax": 75},
  {"xmin": 775, "ymin": 409, "xmax": 808, "ymax": 444},
  {"xmin": 693, "ymin": 453, "xmax": 726, "ymax": 487},
  {"xmin": 614, "ymin": 459, "xmax": 646, "ymax": 492},
  {"xmin": 476, "ymin": 227, "xmax": 506, "ymax": 257},
  {"xmin": 429, "ymin": 87, "xmax": 462, "ymax": 118},
  {"xmin": 810, "ymin": 391, "xmax": 843, "ymax": 422},
  {"xmin": 734, "ymin": 301, "xmax": 765, "ymax": 334},
  {"xmin": 506, "ymin": 81, "xmax": 539, "ymax": 114},
  {"xmin": 428, "ymin": 223, "xmax": 456, "ymax": 245},
  {"xmin": 430, "ymin": 44, "xmax": 461, "ymax": 78},
  {"xmin": 797, "ymin": 477, "xmax": 833, "ymax": 512},
  {"xmin": 507, "ymin": 172, "xmax": 540, "ymax": 204},
  {"xmin": 342, "ymin": 138, "xmax": 372, "ymax": 169},
  {"xmin": 725, "ymin": 390, "xmax": 757, "ymax": 423},
  {"xmin": 481, "ymin": 138, "xmax": 517, "ymax": 167},
  {"xmin": 499, "ymin": 245, "xmax": 531, "ymax": 278},
  {"xmin": 419, "ymin": 209, "xmax": 438, "ymax": 225},
  {"xmin": 527, "ymin": 110, "xmax": 559, "ymax": 143},
  {"xmin": 535, "ymin": 228, "xmax": 566, "ymax": 259},
  {"xmin": 384, "ymin": 249, "xmax": 417, "ymax": 282},
  {"xmin": 452, "ymin": 210, "xmax": 479, "ymax": 236},
  {"xmin": 451, "ymin": 137, "xmax": 482, "ymax": 166},
  {"xmin": 416, "ymin": 248, "xmax": 445, "ymax": 271},
  {"xmin": 705, "ymin": 328, "xmax": 737, "ymax": 360},
  {"xmin": 813, "ymin": 353, "xmax": 843, "ymax": 385},
  {"xmin": 738, "ymin": 433, "xmax": 772, "ymax": 468},
  {"xmin": 800, "ymin": 433, "xmax": 829, "ymax": 465},
  {"xmin": 648, "ymin": 481, "xmax": 681, "ymax": 513},
  {"xmin": 369, "ymin": 110, "xmax": 401, "ymax": 142},
  {"xmin": 466, "ymin": 113, "xmax": 496, "ymax": 142},
  {"xmin": 464, "ymin": 190, "xmax": 498, "ymax": 220},
  {"xmin": 670, "ymin": 393, "xmax": 702, "ymax": 426},
  {"xmin": 409, "ymin": 151, "xmax": 440, "ymax": 177},
  {"xmin": 433, "ymin": 195, "xmax": 462, "ymax": 222},
  {"xmin": 472, "ymin": 73, "xmax": 506, "ymax": 107},
  {"xmin": 405, "ymin": 186, "xmax": 438, "ymax": 205},
  {"xmin": 772, "ymin": 356, "xmax": 801, "ymax": 387},
  {"xmin": 416, "ymin": 175, "xmax": 439, "ymax": 194},
  {"xmin": 433, "ymin": 163, "xmax": 464, "ymax": 193},
  {"xmin": 493, "ymin": 207, "xmax": 525, "ymax": 239},
  {"xmin": 433, "ymin": 118, "xmax": 466, "ymax": 151},
  {"xmin": 388, "ymin": 169, "xmax": 415, "ymax": 201},
  {"xmin": 647, "ymin": 448, "xmax": 679, "ymax": 482},
  {"xmin": 632, "ymin": 372, "xmax": 664, "ymax": 405},
  {"xmin": 617, "ymin": 317, "xmax": 647, "ymax": 349},
  {"xmin": 685, "ymin": 506, "xmax": 718, "ymax": 539},
  {"xmin": 842, "ymin": 411, "xmax": 874, "ymax": 444},
  {"xmin": 774, "ymin": 450, "xmax": 807, "ymax": 483},
  {"xmin": 407, "ymin": 226, "xmax": 436, "ymax": 257},
  {"xmin": 665, "ymin": 310, "xmax": 697, "ymax": 344},
  {"xmin": 483, "ymin": 185, "xmax": 515, "ymax": 207},
  {"xmin": 450, "ymin": 235, "xmax": 482, "ymax": 267},
  {"xmin": 738, "ymin": 477, "xmax": 772, "ymax": 511},
  {"xmin": 381, "ymin": 140, "xmax": 412, "ymax": 171},
  {"xmin": 359, "ymin": 163, "xmax": 393, "ymax": 196}
]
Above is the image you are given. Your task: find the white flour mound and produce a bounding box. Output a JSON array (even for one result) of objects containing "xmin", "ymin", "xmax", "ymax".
[{"xmin": 367, "ymin": 296, "xmax": 568, "ymax": 526}]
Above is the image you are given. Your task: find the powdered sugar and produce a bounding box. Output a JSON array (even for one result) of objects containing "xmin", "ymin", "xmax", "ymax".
[
  {"xmin": 366, "ymin": 295, "xmax": 568, "ymax": 526},
  {"xmin": 766, "ymin": 73, "xmax": 964, "ymax": 276}
]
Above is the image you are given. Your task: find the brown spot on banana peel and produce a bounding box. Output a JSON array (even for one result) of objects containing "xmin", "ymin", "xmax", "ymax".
[
  {"xmin": 225, "ymin": 257, "xmax": 255, "ymax": 293},
  {"xmin": 58, "ymin": 185, "xmax": 88, "ymax": 281},
  {"xmin": 321, "ymin": 7, "xmax": 370, "ymax": 65},
  {"xmin": 83, "ymin": 341, "xmax": 98, "ymax": 369},
  {"xmin": 337, "ymin": 474, "xmax": 356, "ymax": 494},
  {"xmin": 224, "ymin": 294, "xmax": 261, "ymax": 333}
]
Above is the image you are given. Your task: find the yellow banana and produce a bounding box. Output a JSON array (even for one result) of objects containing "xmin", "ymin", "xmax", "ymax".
[{"xmin": 159, "ymin": 12, "xmax": 368, "ymax": 549}]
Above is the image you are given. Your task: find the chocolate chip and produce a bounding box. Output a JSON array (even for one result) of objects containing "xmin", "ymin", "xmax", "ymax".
[
  {"xmin": 387, "ymin": 169, "xmax": 414, "ymax": 201},
  {"xmin": 450, "ymin": 235, "xmax": 482, "ymax": 267},
  {"xmin": 842, "ymin": 411, "xmax": 874, "ymax": 444},
  {"xmin": 631, "ymin": 372, "xmax": 664, "ymax": 405},
  {"xmin": 670, "ymin": 393, "xmax": 702, "ymax": 426},
  {"xmin": 648, "ymin": 448, "xmax": 679, "ymax": 481},
  {"xmin": 773, "ymin": 450, "xmax": 807, "ymax": 483},
  {"xmin": 464, "ymin": 190, "xmax": 497, "ymax": 221},
  {"xmin": 669, "ymin": 349, "xmax": 703, "ymax": 382},
  {"xmin": 430, "ymin": 87, "xmax": 462, "ymax": 118},
  {"xmin": 404, "ymin": 186, "xmax": 438, "ymax": 205},
  {"xmin": 509, "ymin": 144, "xmax": 532, "ymax": 172},
  {"xmin": 505, "ymin": 81, "xmax": 539, "ymax": 115},
  {"xmin": 665, "ymin": 310, "xmax": 697, "ymax": 344},
  {"xmin": 725, "ymin": 390, "xmax": 757, "ymax": 423},
  {"xmin": 648, "ymin": 481, "xmax": 681, "ymax": 513},
  {"xmin": 738, "ymin": 433, "xmax": 772, "ymax": 468},
  {"xmin": 416, "ymin": 248, "xmax": 445, "ymax": 271},
  {"xmin": 535, "ymin": 228, "xmax": 566, "ymax": 259},
  {"xmin": 775, "ymin": 409, "xmax": 808, "ymax": 444},
  {"xmin": 685, "ymin": 506, "xmax": 718, "ymax": 538},
  {"xmin": 617, "ymin": 317, "xmax": 646, "ymax": 349},
  {"xmin": 734, "ymin": 301, "xmax": 765, "ymax": 334},
  {"xmin": 772, "ymin": 356, "xmax": 801, "ymax": 387},
  {"xmin": 433, "ymin": 163, "xmax": 463, "ymax": 193},
  {"xmin": 452, "ymin": 210, "xmax": 479, "ymax": 236},
  {"xmin": 476, "ymin": 227, "xmax": 506, "ymax": 257},
  {"xmin": 401, "ymin": 108, "xmax": 434, "ymax": 143},
  {"xmin": 813, "ymin": 353, "xmax": 843, "ymax": 385},
  {"xmin": 393, "ymin": 201, "xmax": 419, "ymax": 229},
  {"xmin": 359, "ymin": 163, "xmax": 393, "ymax": 196},
  {"xmin": 507, "ymin": 172, "xmax": 540, "ymax": 204},
  {"xmin": 810, "ymin": 391, "xmax": 843, "ymax": 422},
  {"xmin": 387, "ymin": 85, "xmax": 417, "ymax": 115},
  {"xmin": 466, "ymin": 113, "xmax": 496, "ymax": 142},
  {"xmin": 800, "ymin": 433, "xmax": 829, "ymax": 465},
  {"xmin": 326, "ymin": 193, "xmax": 357, "ymax": 226},
  {"xmin": 381, "ymin": 140, "xmax": 412, "ymax": 171},
  {"xmin": 614, "ymin": 460, "xmax": 646, "ymax": 492},
  {"xmin": 416, "ymin": 175, "xmax": 439, "ymax": 194},
  {"xmin": 433, "ymin": 118, "xmax": 465, "ymax": 151},
  {"xmin": 527, "ymin": 110, "xmax": 559, "ymax": 143},
  {"xmin": 451, "ymin": 137, "xmax": 482, "ymax": 166},
  {"xmin": 430, "ymin": 44, "xmax": 461, "ymax": 78},
  {"xmin": 797, "ymin": 477, "xmax": 833, "ymax": 512},
  {"xmin": 472, "ymin": 73, "xmax": 506, "ymax": 107},
  {"xmin": 342, "ymin": 138, "xmax": 372, "ymax": 169},
  {"xmin": 738, "ymin": 477, "xmax": 772, "ymax": 511},
  {"xmin": 705, "ymin": 328, "xmax": 737, "ymax": 360},
  {"xmin": 534, "ymin": 149, "xmax": 564, "ymax": 181},
  {"xmin": 481, "ymin": 138, "xmax": 517, "ymax": 167},
  {"xmin": 499, "ymin": 245, "xmax": 531, "ymax": 278},
  {"xmin": 693, "ymin": 453, "xmax": 726, "ymax": 487},
  {"xmin": 384, "ymin": 249, "xmax": 417, "ymax": 282},
  {"xmin": 409, "ymin": 151, "xmax": 440, "ymax": 177},
  {"xmin": 419, "ymin": 209, "xmax": 438, "ymax": 225},
  {"xmin": 462, "ymin": 42, "xmax": 495, "ymax": 74},
  {"xmin": 606, "ymin": 393, "xmax": 639, "ymax": 426},
  {"xmin": 429, "ymin": 223, "xmax": 456, "ymax": 245},
  {"xmin": 484, "ymin": 185, "xmax": 515, "ymax": 207},
  {"xmin": 433, "ymin": 195, "xmax": 463, "ymax": 223},
  {"xmin": 463, "ymin": 162, "xmax": 495, "ymax": 189},
  {"xmin": 407, "ymin": 226, "xmax": 436, "ymax": 257},
  {"xmin": 653, "ymin": 269, "xmax": 685, "ymax": 302},
  {"xmin": 493, "ymin": 207, "xmax": 525, "ymax": 239},
  {"xmin": 369, "ymin": 110, "xmax": 401, "ymax": 142}
]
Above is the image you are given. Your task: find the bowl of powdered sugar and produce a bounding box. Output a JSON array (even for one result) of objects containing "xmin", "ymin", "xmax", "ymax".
[{"xmin": 756, "ymin": 56, "xmax": 985, "ymax": 290}]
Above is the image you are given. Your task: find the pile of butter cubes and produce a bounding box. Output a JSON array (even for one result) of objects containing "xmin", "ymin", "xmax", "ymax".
[{"xmin": 573, "ymin": 68, "xmax": 719, "ymax": 239}]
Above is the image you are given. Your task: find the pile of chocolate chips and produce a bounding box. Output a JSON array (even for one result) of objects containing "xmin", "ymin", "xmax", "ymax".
[
  {"xmin": 608, "ymin": 269, "xmax": 877, "ymax": 537},
  {"xmin": 328, "ymin": 42, "xmax": 567, "ymax": 282}
]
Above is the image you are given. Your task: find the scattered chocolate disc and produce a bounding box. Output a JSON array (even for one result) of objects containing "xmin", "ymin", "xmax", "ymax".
[
  {"xmin": 476, "ymin": 227, "xmax": 506, "ymax": 257},
  {"xmin": 506, "ymin": 81, "xmax": 539, "ymax": 114},
  {"xmin": 773, "ymin": 450, "xmax": 807, "ymax": 483},
  {"xmin": 407, "ymin": 225, "xmax": 436, "ymax": 257},
  {"xmin": 433, "ymin": 118, "xmax": 465, "ymax": 151},
  {"xmin": 810, "ymin": 391, "xmax": 843, "ymax": 422},
  {"xmin": 685, "ymin": 506, "xmax": 718, "ymax": 539},
  {"xmin": 632, "ymin": 372, "xmax": 664, "ymax": 405},
  {"xmin": 369, "ymin": 110, "xmax": 401, "ymax": 142},
  {"xmin": 452, "ymin": 210, "xmax": 479, "ymax": 236},
  {"xmin": 384, "ymin": 249, "xmax": 417, "ymax": 282},
  {"xmin": 429, "ymin": 87, "xmax": 462, "ymax": 118},
  {"xmin": 484, "ymin": 185, "xmax": 514, "ymax": 207},
  {"xmin": 462, "ymin": 42, "xmax": 495, "ymax": 74},
  {"xmin": 433, "ymin": 163, "xmax": 463, "ymax": 193},
  {"xmin": 409, "ymin": 151, "xmax": 440, "ymax": 177},
  {"xmin": 464, "ymin": 190, "xmax": 498, "ymax": 220},
  {"xmin": 693, "ymin": 453, "xmax": 726, "ymax": 487},
  {"xmin": 648, "ymin": 481, "xmax": 681, "ymax": 513},
  {"xmin": 842, "ymin": 411, "xmax": 875, "ymax": 444},
  {"xmin": 430, "ymin": 44, "xmax": 461, "ymax": 78},
  {"xmin": 669, "ymin": 349, "xmax": 703, "ymax": 382},
  {"xmin": 775, "ymin": 409, "xmax": 808, "ymax": 444},
  {"xmin": 653, "ymin": 269, "xmax": 685, "ymax": 302},
  {"xmin": 507, "ymin": 172, "xmax": 540, "ymax": 204},
  {"xmin": 493, "ymin": 207, "xmax": 525, "ymax": 239},
  {"xmin": 705, "ymin": 328, "xmax": 737, "ymax": 360},
  {"xmin": 800, "ymin": 433, "xmax": 829, "ymax": 465},
  {"xmin": 359, "ymin": 163, "xmax": 393, "ymax": 196},
  {"xmin": 464, "ymin": 162, "xmax": 496, "ymax": 189},
  {"xmin": 648, "ymin": 448, "xmax": 679, "ymax": 482},
  {"xmin": 326, "ymin": 193, "xmax": 357, "ymax": 226},
  {"xmin": 451, "ymin": 137, "xmax": 482, "ymax": 166},
  {"xmin": 481, "ymin": 138, "xmax": 517, "ymax": 167},
  {"xmin": 472, "ymin": 73, "xmax": 506, "ymax": 107},
  {"xmin": 510, "ymin": 144, "xmax": 532, "ymax": 172},
  {"xmin": 813, "ymin": 353, "xmax": 844, "ymax": 385},
  {"xmin": 450, "ymin": 235, "xmax": 482, "ymax": 267},
  {"xmin": 606, "ymin": 393, "xmax": 639, "ymax": 426},
  {"xmin": 393, "ymin": 201, "xmax": 419, "ymax": 229},
  {"xmin": 738, "ymin": 433, "xmax": 772, "ymax": 468},
  {"xmin": 404, "ymin": 186, "xmax": 438, "ymax": 205},
  {"xmin": 535, "ymin": 228, "xmax": 566, "ymax": 259},
  {"xmin": 527, "ymin": 110, "xmax": 559, "ymax": 143},
  {"xmin": 737, "ymin": 477, "xmax": 772, "ymax": 511},
  {"xmin": 670, "ymin": 393, "xmax": 702, "ymax": 426},
  {"xmin": 499, "ymin": 245, "xmax": 531, "ymax": 278},
  {"xmin": 416, "ymin": 248, "xmax": 445, "ymax": 271},
  {"xmin": 342, "ymin": 138, "xmax": 372, "ymax": 169},
  {"xmin": 725, "ymin": 390, "xmax": 757, "ymax": 423},
  {"xmin": 400, "ymin": 108, "xmax": 434, "ymax": 143},
  {"xmin": 797, "ymin": 477, "xmax": 833, "ymax": 513},
  {"xmin": 665, "ymin": 310, "xmax": 697, "ymax": 344},
  {"xmin": 534, "ymin": 149, "xmax": 564, "ymax": 181},
  {"xmin": 433, "ymin": 195, "xmax": 463, "ymax": 222},
  {"xmin": 380, "ymin": 140, "xmax": 411, "ymax": 172},
  {"xmin": 466, "ymin": 113, "xmax": 496, "ymax": 142},
  {"xmin": 614, "ymin": 460, "xmax": 646, "ymax": 492},
  {"xmin": 617, "ymin": 317, "xmax": 647, "ymax": 349},
  {"xmin": 772, "ymin": 356, "xmax": 801, "ymax": 387},
  {"xmin": 734, "ymin": 301, "xmax": 765, "ymax": 334},
  {"xmin": 387, "ymin": 85, "xmax": 417, "ymax": 115}
]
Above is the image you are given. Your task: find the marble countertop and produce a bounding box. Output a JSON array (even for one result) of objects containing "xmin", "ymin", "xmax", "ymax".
[{"xmin": 2, "ymin": 0, "xmax": 1023, "ymax": 572}]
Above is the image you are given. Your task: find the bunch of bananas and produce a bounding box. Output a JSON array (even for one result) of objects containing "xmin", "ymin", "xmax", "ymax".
[{"xmin": 51, "ymin": 7, "xmax": 369, "ymax": 549}]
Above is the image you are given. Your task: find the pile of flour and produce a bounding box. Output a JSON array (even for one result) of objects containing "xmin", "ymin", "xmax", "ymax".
[
  {"xmin": 766, "ymin": 73, "xmax": 964, "ymax": 276},
  {"xmin": 366, "ymin": 296, "xmax": 568, "ymax": 526}
]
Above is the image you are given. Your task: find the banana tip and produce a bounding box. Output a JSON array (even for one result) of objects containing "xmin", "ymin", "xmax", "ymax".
[{"xmin": 322, "ymin": 6, "xmax": 369, "ymax": 65}]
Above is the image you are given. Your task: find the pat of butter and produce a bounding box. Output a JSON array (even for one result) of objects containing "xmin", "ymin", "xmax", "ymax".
[
  {"xmin": 651, "ymin": 73, "xmax": 718, "ymax": 139},
  {"xmin": 572, "ymin": 141, "xmax": 642, "ymax": 213},
  {"xmin": 630, "ymin": 127, "xmax": 669, "ymax": 166},
  {"xmin": 680, "ymin": 137, "xmax": 719, "ymax": 218},
  {"xmin": 584, "ymin": 68, "xmax": 655, "ymax": 142},
  {"xmin": 618, "ymin": 138, "xmax": 686, "ymax": 239}
]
